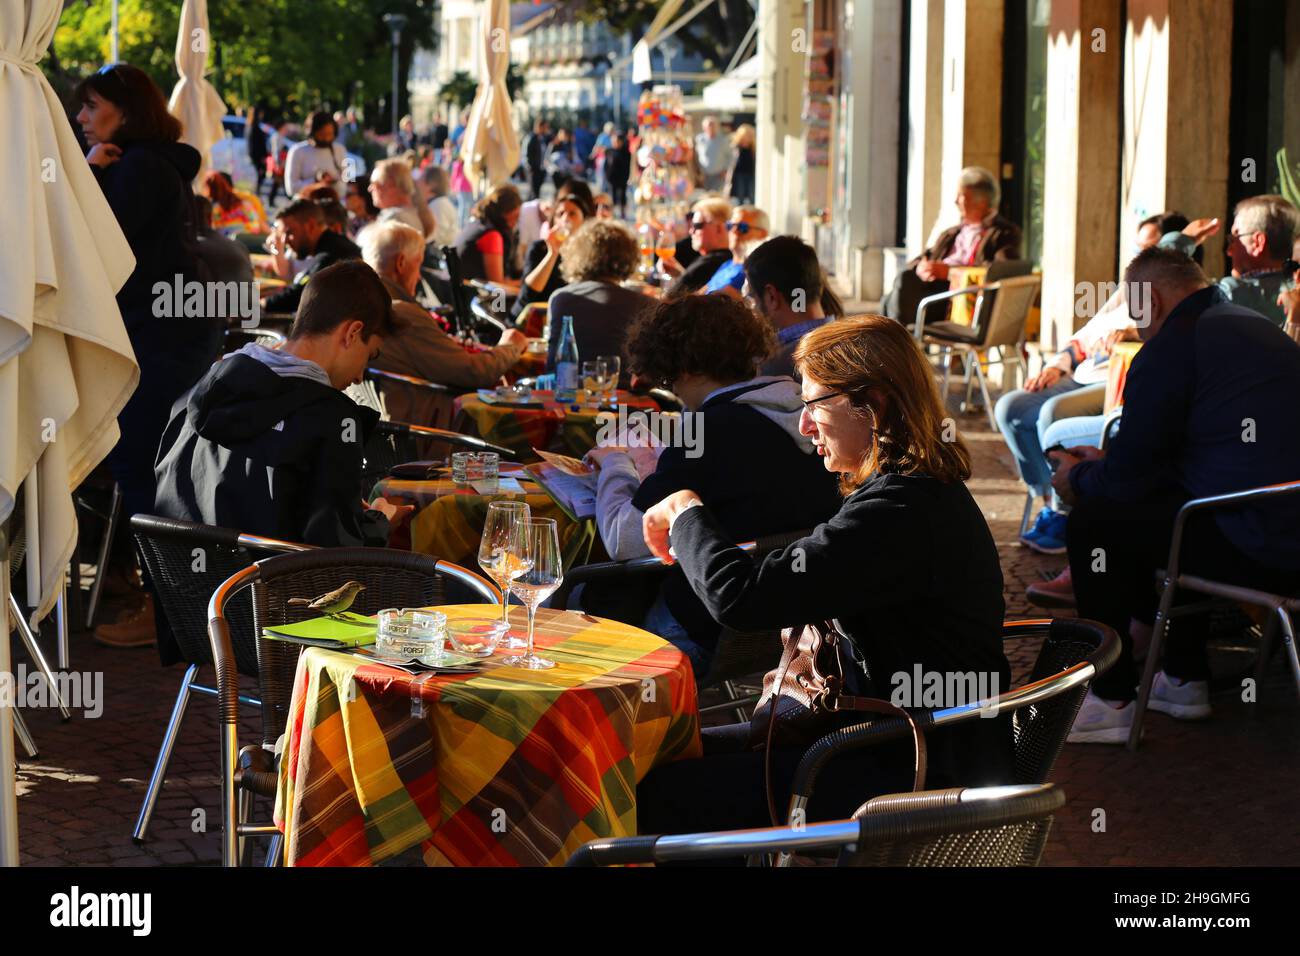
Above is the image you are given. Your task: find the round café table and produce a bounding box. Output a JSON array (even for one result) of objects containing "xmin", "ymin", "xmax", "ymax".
[
  {"xmin": 273, "ymin": 605, "xmax": 702, "ymax": 866},
  {"xmin": 372, "ymin": 472, "xmax": 602, "ymax": 571},
  {"xmin": 453, "ymin": 389, "xmax": 661, "ymax": 460}
]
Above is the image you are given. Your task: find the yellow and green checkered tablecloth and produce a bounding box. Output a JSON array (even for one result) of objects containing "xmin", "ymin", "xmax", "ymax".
[
  {"xmin": 274, "ymin": 605, "xmax": 701, "ymax": 866},
  {"xmin": 453, "ymin": 389, "xmax": 661, "ymax": 460},
  {"xmin": 373, "ymin": 475, "xmax": 603, "ymax": 572}
]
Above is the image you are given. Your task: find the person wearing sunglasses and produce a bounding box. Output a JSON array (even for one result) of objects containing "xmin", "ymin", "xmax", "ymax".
[
  {"xmin": 662, "ymin": 196, "xmax": 732, "ymax": 295},
  {"xmin": 637, "ymin": 315, "xmax": 1014, "ymax": 836},
  {"xmin": 702, "ymin": 205, "xmax": 770, "ymax": 295},
  {"xmin": 75, "ymin": 63, "xmax": 224, "ymax": 648},
  {"xmin": 1156, "ymin": 194, "xmax": 1299, "ymax": 326}
]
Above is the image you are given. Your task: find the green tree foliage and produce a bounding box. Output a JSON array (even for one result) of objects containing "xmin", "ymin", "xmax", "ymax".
[{"xmin": 49, "ymin": 0, "xmax": 437, "ymax": 123}]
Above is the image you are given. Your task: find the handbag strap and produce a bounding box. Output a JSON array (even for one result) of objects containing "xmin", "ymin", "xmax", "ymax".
[{"xmin": 763, "ymin": 624, "xmax": 928, "ymax": 828}]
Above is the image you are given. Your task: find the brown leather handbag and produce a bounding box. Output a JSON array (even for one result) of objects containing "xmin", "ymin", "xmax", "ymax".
[{"xmin": 748, "ymin": 620, "xmax": 927, "ymax": 826}]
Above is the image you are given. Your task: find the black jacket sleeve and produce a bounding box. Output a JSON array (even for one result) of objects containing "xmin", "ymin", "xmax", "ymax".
[
  {"xmin": 301, "ymin": 406, "xmax": 389, "ymax": 547},
  {"xmin": 1070, "ymin": 334, "xmax": 1192, "ymax": 502},
  {"xmin": 667, "ymin": 493, "xmax": 930, "ymax": 633}
]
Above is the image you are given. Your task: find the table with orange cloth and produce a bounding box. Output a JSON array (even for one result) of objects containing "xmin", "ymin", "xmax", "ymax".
[
  {"xmin": 372, "ymin": 472, "xmax": 602, "ymax": 572},
  {"xmin": 453, "ymin": 389, "xmax": 661, "ymax": 460},
  {"xmin": 273, "ymin": 605, "xmax": 702, "ymax": 866},
  {"xmin": 1104, "ymin": 341, "xmax": 1142, "ymax": 413}
]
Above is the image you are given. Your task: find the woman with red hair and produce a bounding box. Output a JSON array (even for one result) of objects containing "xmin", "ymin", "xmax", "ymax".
[{"xmin": 204, "ymin": 169, "xmax": 268, "ymax": 237}]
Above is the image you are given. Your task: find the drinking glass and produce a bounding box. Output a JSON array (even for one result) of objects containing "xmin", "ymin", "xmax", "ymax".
[
  {"xmin": 597, "ymin": 355, "xmax": 621, "ymax": 403},
  {"xmin": 477, "ymin": 500, "xmax": 530, "ymax": 648},
  {"xmin": 581, "ymin": 360, "xmax": 603, "ymax": 407},
  {"xmin": 503, "ymin": 518, "xmax": 563, "ymax": 670}
]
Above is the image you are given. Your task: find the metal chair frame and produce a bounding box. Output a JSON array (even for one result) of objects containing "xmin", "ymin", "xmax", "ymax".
[
  {"xmin": 567, "ymin": 782, "xmax": 1064, "ymax": 867},
  {"xmin": 129, "ymin": 515, "xmax": 312, "ymax": 846},
  {"xmin": 207, "ymin": 549, "xmax": 499, "ymax": 866},
  {"xmin": 778, "ymin": 618, "xmax": 1117, "ymax": 864},
  {"xmin": 913, "ymin": 274, "xmax": 1041, "ymax": 429},
  {"xmin": 1128, "ymin": 479, "xmax": 1300, "ymax": 751}
]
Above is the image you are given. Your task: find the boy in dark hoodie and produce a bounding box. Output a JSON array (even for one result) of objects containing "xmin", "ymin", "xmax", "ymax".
[{"xmin": 154, "ymin": 260, "xmax": 404, "ymax": 548}]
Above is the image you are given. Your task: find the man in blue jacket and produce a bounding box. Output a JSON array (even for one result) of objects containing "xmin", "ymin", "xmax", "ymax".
[{"xmin": 1051, "ymin": 247, "xmax": 1300, "ymax": 743}]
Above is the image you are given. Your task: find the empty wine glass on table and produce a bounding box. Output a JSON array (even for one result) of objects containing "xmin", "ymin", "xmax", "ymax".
[
  {"xmin": 478, "ymin": 500, "xmax": 530, "ymax": 649},
  {"xmin": 503, "ymin": 517, "xmax": 563, "ymax": 670}
]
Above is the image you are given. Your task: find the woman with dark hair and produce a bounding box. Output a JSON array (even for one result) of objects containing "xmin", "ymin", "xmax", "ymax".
[
  {"xmin": 636, "ymin": 315, "xmax": 1014, "ymax": 836},
  {"xmin": 285, "ymin": 110, "xmax": 347, "ymax": 198},
  {"xmin": 510, "ymin": 187, "xmax": 595, "ymax": 319},
  {"xmin": 453, "ymin": 183, "xmax": 523, "ymax": 292},
  {"xmin": 581, "ymin": 294, "xmax": 841, "ymax": 669},
  {"xmin": 344, "ymin": 174, "xmax": 380, "ymax": 240},
  {"xmin": 75, "ymin": 62, "xmax": 224, "ymax": 647}
]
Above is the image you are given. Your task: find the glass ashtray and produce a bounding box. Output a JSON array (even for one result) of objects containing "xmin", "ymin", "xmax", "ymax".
[
  {"xmin": 445, "ymin": 618, "xmax": 508, "ymax": 658},
  {"xmin": 375, "ymin": 608, "xmax": 448, "ymax": 661}
]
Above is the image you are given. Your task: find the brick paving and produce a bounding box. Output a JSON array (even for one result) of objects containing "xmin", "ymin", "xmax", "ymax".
[{"xmin": 8, "ymin": 397, "xmax": 1299, "ymax": 866}]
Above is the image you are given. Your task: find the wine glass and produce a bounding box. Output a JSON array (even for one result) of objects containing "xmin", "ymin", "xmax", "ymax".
[
  {"xmin": 598, "ymin": 355, "xmax": 621, "ymax": 404},
  {"xmin": 503, "ymin": 518, "xmax": 563, "ymax": 670},
  {"xmin": 477, "ymin": 500, "xmax": 530, "ymax": 648}
]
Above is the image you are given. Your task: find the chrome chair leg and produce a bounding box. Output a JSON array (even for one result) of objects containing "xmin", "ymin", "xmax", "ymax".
[
  {"xmin": 264, "ymin": 831, "xmax": 283, "ymax": 867},
  {"xmin": 972, "ymin": 353, "xmax": 998, "ymax": 430},
  {"xmin": 12, "ymin": 707, "xmax": 37, "ymax": 759},
  {"xmin": 940, "ymin": 346, "xmax": 953, "ymax": 403},
  {"xmin": 132, "ymin": 664, "xmax": 197, "ymax": 844},
  {"xmin": 86, "ymin": 483, "xmax": 123, "ymax": 630},
  {"xmin": 8, "ymin": 595, "xmax": 70, "ymax": 720},
  {"xmin": 55, "ymin": 580, "xmax": 69, "ymax": 671},
  {"xmin": 1128, "ymin": 575, "xmax": 1179, "ymax": 751},
  {"xmin": 220, "ymin": 724, "xmax": 239, "ymax": 867},
  {"xmin": 1019, "ymin": 491, "xmax": 1037, "ymax": 538},
  {"xmin": 237, "ymin": 788, "xmax": 252, "ymax": 867},
  {"xmin": 719, "ymin": 679, "xmax": 750, "ymax": 724}
]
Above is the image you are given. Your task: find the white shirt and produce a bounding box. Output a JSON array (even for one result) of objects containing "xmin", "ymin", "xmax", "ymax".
[
  {"xmin": 284, "ymin": 141, "xmax": 347, "ymax": 198},
  {"xmin": 429, "ymin": 196, "xmax": 459, "ymax": 248}
]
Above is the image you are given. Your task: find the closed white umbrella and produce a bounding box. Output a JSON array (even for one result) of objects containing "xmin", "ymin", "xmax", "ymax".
[
  {"xmin": 0, "ymin": 0, "xmax": 140, "ymax": 864},
  {"xmin": 167, "ymin": 0, "xmax": 226, "ymax": 181},
  {"xmin": 459, "ymin": 0, "xmax": 520, "ymax": 192}
]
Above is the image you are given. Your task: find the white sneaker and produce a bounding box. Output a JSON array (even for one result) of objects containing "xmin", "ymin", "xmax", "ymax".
[
  {"xmin": 1147, "ymin": 670, "xmax": 1211, "ymax": 720},
  {"xmin": 1067, "ymin": 689, "xmax": 1136, "ymax": 745}
]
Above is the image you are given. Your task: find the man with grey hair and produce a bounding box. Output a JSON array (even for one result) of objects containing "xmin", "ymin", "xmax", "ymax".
[
  {"xmin": 883, "ymin": 165, "xmax": 1022, "ymax": 325},
  {"xmin": 1049, "ymin": 246, "xmax": 1300, "ymax": 744},
  {"xmin": 363, "ymin": 221, "xmax": 526, "ymax": 427},
  {"xmin": 1158, "ymin": 193, "xmax": 1299, "ymax": 324}
]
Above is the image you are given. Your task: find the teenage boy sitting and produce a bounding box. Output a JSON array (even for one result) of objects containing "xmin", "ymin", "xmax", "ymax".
[{"xmin": 155, "ymin": 260, "xmax": 407, "ymax": 547}]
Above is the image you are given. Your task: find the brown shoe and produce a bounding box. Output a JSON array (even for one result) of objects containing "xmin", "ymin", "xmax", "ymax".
[
  {"xmin": 1026, "ymin": 566, "xmax": 1075, "ymax": 609},
  {"xmin": 94, "ymin": 594, "xmax": 157, "ymax": 648}
]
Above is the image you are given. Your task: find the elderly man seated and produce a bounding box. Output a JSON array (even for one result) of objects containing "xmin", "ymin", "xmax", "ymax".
[
  {"xmin": 361, "ymin": 221, "xmax": 526, "ymax": 427},
  {"xmin": 1051, "ymin": 247, "xmax": 1300, "ymax": 744},
  {"xmin": 702, "ymin": 204, "xmax": 770, "ymax": 296},
  {"xmin": 1159, "ymin": 194, "xmax": 1299, "ymax": 325},
  {"xmin": 882, "ymin": 166, "xmax": 1022, "ymax": 326}
]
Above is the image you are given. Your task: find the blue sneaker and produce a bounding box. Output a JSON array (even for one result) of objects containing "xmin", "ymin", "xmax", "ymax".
[{"xmin": 1020, "ymin": 508, "xmax": 1068, "ymax": 554}]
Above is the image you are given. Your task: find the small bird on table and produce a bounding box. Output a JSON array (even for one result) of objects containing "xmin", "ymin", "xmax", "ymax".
[{"xmin": 287, "ymin": 581, "xmax": 367, "ymax": 619}]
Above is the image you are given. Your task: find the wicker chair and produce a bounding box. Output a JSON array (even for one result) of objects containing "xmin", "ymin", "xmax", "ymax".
[
  {"xmin": 779, "ymin": 618, "xmax": 1118, "ymax": 860},
  {"xmin": 207, "ymin": 547, "xmax": 499, "ymax": 866},
  {"xmin": 566, "ymin": 782, "xmax": 1064, "ymax": 866},
  {"xmin": 129, "ymin": 515, "xmax": 311, "ymax": 844},
  {"xmin": 553, "ymin": 529, "xmax": 811, "ymax": 720}
]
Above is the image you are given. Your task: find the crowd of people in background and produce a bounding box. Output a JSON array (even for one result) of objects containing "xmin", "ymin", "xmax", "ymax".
[{"xmin": 72, "ymin": 60, "xmax": 1300, "ymax": 842}]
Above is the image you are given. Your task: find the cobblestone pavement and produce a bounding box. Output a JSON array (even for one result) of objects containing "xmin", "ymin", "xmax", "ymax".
[{"xmin": 8, "ymin": 401, "xmax": 1299, "ymax": 866}]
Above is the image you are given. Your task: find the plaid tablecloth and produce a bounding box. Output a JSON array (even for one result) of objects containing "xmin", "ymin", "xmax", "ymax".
[
  {"xmin": 274, "ymin": 605, "xmax": 701, "ymax": 866},
  {"xmin": 453, "ymin": 389, "xmax": 661, "ymax": 460},
  {"xmin": 372, "ymin": 475, "xmax": 602, "ymax": 571}
]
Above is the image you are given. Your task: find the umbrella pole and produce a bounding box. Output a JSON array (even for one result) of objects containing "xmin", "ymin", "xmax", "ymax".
[{"xmin": 0, "ymin": 525, "xmax": 19, "ymax": 866}]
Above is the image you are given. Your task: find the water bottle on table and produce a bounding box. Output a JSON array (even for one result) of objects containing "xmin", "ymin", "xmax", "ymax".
[{"xmin": 554, "ymin": 315, "xmax": 580, "ymax": 404}]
